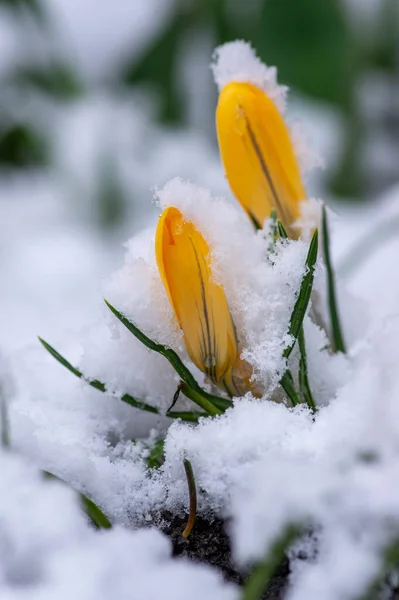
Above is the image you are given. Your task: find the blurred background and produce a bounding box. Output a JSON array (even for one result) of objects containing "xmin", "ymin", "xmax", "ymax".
[{"xmin": 0, "ymin": 0, "xmax": 398, "ymax": 351}]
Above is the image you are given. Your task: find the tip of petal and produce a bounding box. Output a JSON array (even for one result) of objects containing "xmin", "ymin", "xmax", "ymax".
[{"xmin": 210, "ymin": 40, "xmax": 287, "ymax": 113}]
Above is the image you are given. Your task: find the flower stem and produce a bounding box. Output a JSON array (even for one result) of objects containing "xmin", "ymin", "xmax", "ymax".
[
  {"xmin": 180, "ymin": 382, "xmax": 223, "ymax": 416},
  {"xmin": 182, "ymin": 458, "xmax": 197, "ymax": 538}
]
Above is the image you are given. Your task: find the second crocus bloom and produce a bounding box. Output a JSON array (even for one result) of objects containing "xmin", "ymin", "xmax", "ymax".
[
  {"xmin": 214, "ymin": 47, "xmax": 306, "ymax": 237},
  {"xmin": 155, "ymin": 206, "xmax": 259, "ymax": 397}
]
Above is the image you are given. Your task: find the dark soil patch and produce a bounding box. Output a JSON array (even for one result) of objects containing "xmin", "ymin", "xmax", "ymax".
[
  {"xmin": 161, "ymin": 514, "xmax": 399, "ymax": 599},
  {"xmin": 161, "ymin": 513, "xmax": 289, "ymax": 599}
]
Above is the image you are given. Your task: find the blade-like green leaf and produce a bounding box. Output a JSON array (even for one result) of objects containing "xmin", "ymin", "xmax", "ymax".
[
  {"xmin": 43, "ymin": 470, "xmax": 112, "ymax": 529},
  {"xmin": 277, "ymin": 220, "xmax": 288, "ymax": 239},
  {"xmin": 248, "ymin": 210, "xmax": 262, "ymax": 231},
  {"xmin": 104, "ymin": 300, "xmax": 232, "ymax": 412},
  {"xmin": 146, "ymin": 439, "xmax": 165, "ymax": 469},
  {"xmin": 283, "ymin": 229, "xmax": 318, "ymax": 359},
  {"xmin": 167, "ymin": 411, "xmax": 205, "ymax": 422},
  {"xmin": 38, "ymin": 337, "xmax": 202, "ymax": 422},
  {"xmin": 0, "ymin": 389, "xmax": 10, "ymax": 448},
  {"xmin": 357, "ymin": 535, "xmax": 399, "ymax": 600},
  {"xmin": 267, "ymin": 209, "xmax": 279, "ymax": 255},
  {"xmin": 39, "ymin": 336, "xmax": 93, "ymax": 381},
  {"xmin": 242, "ymin": 524, "xmax": 302, "ymax": 600},
  {"xmin": 322, "ymin": 205, "xmax": 346, "ymax": 353},
  {"xmin": 280, "ymin": 370, "xmax": 300, "ymax": 407},
  {"xmin": 298, "ymin": 327, "xmax": 316, "ymax": 412},
  {"xmin": 81, "ymin": 495, "xmax": 112, "ymax": 529}
]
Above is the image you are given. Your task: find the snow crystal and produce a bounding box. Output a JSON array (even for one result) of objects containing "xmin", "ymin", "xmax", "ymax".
[
  {"xmin": 290, "ymin": 121, "xmax": 325, "ymax": 176},
  {"xmin": 211, "ymin": 40, "xmax": 287, "ymax": 112},
  {"xmin": 0, "ymin": 449, "xmax": 238, "ymax": 600},
  {"xmin": 293, "ymin": 199, "xmax": 323, "ymax": 242}
]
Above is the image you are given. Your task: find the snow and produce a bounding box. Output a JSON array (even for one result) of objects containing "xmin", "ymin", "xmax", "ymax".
[
  {"xmin": 8, "ymin": 173, "xmax": 399, "ymax": 597},
  {"xmin": 0, "ymin": 450, "xmax": 238, "ymax": 600},
  {"xmin": 41, "ymin": 0, "xmax": 175, "ymax": 82},
  {"xmin": 211, "ymin": 40, "xmax": 288, "ymax": 113},
  {"xmin": 0, "ymin": 13, "xmax": 399, "ymax": 597}
]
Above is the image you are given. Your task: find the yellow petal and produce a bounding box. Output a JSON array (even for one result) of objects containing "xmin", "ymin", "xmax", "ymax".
[
  {"xmin": 155, "ymin": 206, "xmax": 239, "ymax": 392},
  {"xmin": 216, "ymin": 81, "xmax": 306, "ymax": 237}
]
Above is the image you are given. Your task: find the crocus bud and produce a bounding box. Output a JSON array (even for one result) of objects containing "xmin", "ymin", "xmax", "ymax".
[
  {"xmin": 156, "ymin": 206, "xmax": 259, "ymax": 397},
  {"xmin": 215, "ymin": 69, "xmax": 306, "ymax": 236}
]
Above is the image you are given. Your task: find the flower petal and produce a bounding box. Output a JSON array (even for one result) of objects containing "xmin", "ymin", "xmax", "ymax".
[
  {"xmin": 216, "ymin": 81, "xmax": 306, "ymax": 236},
  {"xmin": 155, "ymin": 207, "xmax": 238, "ymax": 390}
]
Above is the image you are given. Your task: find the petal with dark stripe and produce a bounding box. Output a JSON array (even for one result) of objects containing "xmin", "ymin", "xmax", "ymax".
[
  {"xmin": 155, "ymin": 207, "xmax": 239, "ymax": 391},
  {"xmin": 216, "ymin": 81, "xmax": 306, "ymax": 237}
]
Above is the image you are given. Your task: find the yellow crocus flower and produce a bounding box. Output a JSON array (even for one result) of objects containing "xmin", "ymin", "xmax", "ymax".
[
  {"xmin": 155, "ymin": 206, "xmax": 257, "ymax": 397},
  {"xmin": 216, "ymin": 81, "xmax": 306, "ymax": 237}
]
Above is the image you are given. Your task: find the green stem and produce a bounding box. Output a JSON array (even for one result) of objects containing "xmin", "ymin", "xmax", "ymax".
[
  {"xmin": 280, "ymin": 370, "xmax": 301, "ymax": 407},
  {"xmin": 182, "ymin": 458, "xmax": 197, "ymax": 538},
  {"xmin": 180, "ymin": 382, "xmax": 223, "ymax": 416},
  {"xmin": 322, "ymin": 205, "xmax": 346, "ymax": 353},
  {"xmin": 298, "ymin": 327, "xmax": 316, "ymax": 413}
]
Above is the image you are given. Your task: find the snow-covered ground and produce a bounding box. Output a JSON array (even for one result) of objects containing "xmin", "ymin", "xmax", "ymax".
[{"xmin": 1, "ymin": 12, "xmax": 399, "ymax": 600}]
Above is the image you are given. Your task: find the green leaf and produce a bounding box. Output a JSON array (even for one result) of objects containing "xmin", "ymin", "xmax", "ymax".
[
  {"xmin": 0, "ymin": 0, "xmax": 44, "ymax": 21},
  {"xmin": 298, "ymin": 327, "xmax": 316, "ymax": 412},
  {"xmin": 0, "ymin": 390, "xmax": 10, "ymax": 448},
  {"xmin": 277, "ymin": 220, "xmax": 288, "ymax": 240},
  {"xmin": 270, "ymin": 209, "xmax": 278, "ymax": 241},
  {"xmin": 242, "ymin": 524, "xmax": 302, "ymax": 600},
  {"xmin": 283, "ymin": 229, "xmax": 318, "ymax": 359},
  {"xmin": 43, "ymin": 471, "xmax": 112, "ymax": 529},
  {"xmin": 357, "ymin": 535, "xmax": 399, "ymax": 600},
  {"xmin": 322, "ymin": 205, "xmax": 346, "ymax": 353},
  {"xmin": 256, "ymin": 0, "xmax": 355, "ymax": 108},
  {"xmin": 166, "ymin": 411, "xmax": 205, "ymax": 422},
  {"xmin": 104, "ymin": 300, "xmax": 231, "ymax": 414},
  {"xmin": 280, "ymin": 370, "xmax": 300, "ymax": 407},
  {"xmin": 146, "ymin": 439, "xmax": 165, "ymax": 469},
  {"xmin": 38, "ymin": 337, "xmax": 202, "ymax": 422},
  {"xmin": 178, "ymin": 382, "xmax": 223, "ymax": 416},
  {"xmin": 248, "ymin": 211, "xmax": 262, "ymax": 231},
  {"xmin": 96, "ymin": 155, "xmax": 125, "ymax": 229},
  {"xmin": 81, "ymin": 495, "xmax": 112, "ymax": 529},
  {"xmin": 121, "ymin": 10, "xmax": 188, "ymax": 123},
  {"xmin": 182, "ymin": 458, "xmax": 197, "ymax": 538},
  {"xmin": 0, "ymin": 124, "xmax": 47, "ymax": 168},
  {"xmin": 12, "ymin": 64, "xmax": 83, "ymax": 99}
]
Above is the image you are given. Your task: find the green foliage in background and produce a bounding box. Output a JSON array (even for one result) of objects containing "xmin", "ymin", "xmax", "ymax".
[{"xmin": 0, "ymin": 0, "xmax": 397, "ymax": 202}]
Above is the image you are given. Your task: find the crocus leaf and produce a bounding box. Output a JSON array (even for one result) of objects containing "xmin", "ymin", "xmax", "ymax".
[
  {"xmin": 38, "ymin": 337, "xmax": 202, "ymax": 422},
  {"xmin": 81, "ymin": 495, "xmax": 113, "ymax": 529},
  {"xmin": 283, "ymin": 228, "xmax": 318, "ymax": 359},
  {"xmin": 298, "ymin": 327, "xmax": 316, "ymax": 412},
  {"xmin": 280, "ymin": 370, "xmax": 300, "ymax": 407},
  {"xmin": 277, "ymin": 220, "xmax": 288, "ymax": 239},
  {"xmin": 43, "ymin": 470, "xmax": 112, "ymax": 529},
  {"xmin": 242, "ymin": 524, "xmax": 303, "ymax": 600},
  {"xmin": 322, "ymin": 204, "xmax": 346, "ymax": 353},
  {"xmin": 146, "ymin": 439, "xmax": 165, "ymax": 470},
  {"xmin": 104, "ymin": 300, "xmax": 232, "ymax": 413}
]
